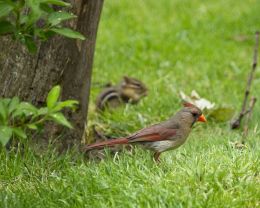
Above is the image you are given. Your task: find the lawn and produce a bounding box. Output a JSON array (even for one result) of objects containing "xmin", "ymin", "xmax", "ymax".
[{"xmin": 1, "ymin": 0, "xmax": 260, "ymax": 207}]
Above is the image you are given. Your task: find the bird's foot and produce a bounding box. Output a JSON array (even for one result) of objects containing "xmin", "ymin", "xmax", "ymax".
[{"xmin": 153, "ymin": 152, "xmax": 161, "ymax": 163}]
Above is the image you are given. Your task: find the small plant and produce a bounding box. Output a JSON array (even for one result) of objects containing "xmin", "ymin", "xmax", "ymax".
[
  {"xmin": 0, "ymin": 85, "xmax": 78, "ymax": 146},
  {"xmin": 0, "ymin": 0, "xmax": 85, "ymax": 53}
]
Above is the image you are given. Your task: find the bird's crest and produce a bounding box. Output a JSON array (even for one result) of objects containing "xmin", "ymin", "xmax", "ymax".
[{"xmin": 182, "ymin": 102, "xmax": 196, "ymax": 108}]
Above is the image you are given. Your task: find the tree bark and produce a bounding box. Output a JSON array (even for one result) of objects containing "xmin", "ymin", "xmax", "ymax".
[{"xmin": 0, "ymin": 0, "xmax": 104, "ymax": 149}]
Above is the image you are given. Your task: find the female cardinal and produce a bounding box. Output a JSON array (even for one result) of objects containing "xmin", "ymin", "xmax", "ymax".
[{"xmin": 83, "ymin": 102, "xmax": 206, "ymax": 162}]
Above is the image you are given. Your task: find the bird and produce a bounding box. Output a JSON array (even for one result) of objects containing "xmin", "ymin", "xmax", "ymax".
[{"xmin": 83, "ymin": 102, "xmax": 206, "ymax": 162}]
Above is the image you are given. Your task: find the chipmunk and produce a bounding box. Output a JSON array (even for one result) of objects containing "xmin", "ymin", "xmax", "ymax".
[{"xmin": 96, "ymin": 76, "xmax": 148, "ymax": 111}]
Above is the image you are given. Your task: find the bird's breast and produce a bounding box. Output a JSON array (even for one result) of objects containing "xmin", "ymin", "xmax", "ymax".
[
  {"xmin": 142, "ymin": 139, "xmax": 186, "ymax": 153},
  {"xmin": 142, "ymin": 127, "xmax": 192, "ymax": 153}
]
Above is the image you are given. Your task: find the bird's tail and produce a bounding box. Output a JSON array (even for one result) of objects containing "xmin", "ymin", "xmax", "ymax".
[{"xmin": 83, "ymin": 138, "xmax": 129, "ymax": 152}]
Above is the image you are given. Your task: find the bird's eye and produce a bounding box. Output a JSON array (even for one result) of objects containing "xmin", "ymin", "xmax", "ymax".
[{"xmin": 192, "ymin": 112, "xmax": 198, "ymax": 117}]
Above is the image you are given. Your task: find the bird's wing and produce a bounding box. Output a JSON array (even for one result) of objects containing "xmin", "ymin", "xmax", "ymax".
[{"xmin": 127, "ymin": 125, "xmax": 177, "ymax": 143}]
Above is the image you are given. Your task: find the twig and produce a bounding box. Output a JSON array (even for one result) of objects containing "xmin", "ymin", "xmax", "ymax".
[
  {"xmin": 242, "ymin": 97, "xmax": 257, "ymax": 143},
  {"xmin": 231, "ymin": 31, "xmax": 259, "ymax": 129}
]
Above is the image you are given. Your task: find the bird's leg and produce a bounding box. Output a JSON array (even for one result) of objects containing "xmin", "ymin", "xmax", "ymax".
[{"xmin": 153, "ymin": 152, "xmax": 161, "ymax": 163}]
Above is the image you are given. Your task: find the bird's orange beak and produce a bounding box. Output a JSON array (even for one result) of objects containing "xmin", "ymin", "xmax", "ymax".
[{"xmin": 198, "ymin": 114, "xmax": 207, "ymax": 122}]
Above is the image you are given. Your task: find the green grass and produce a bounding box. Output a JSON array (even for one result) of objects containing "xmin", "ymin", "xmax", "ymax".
[
  {"xmin": 1, "ymin": 133, "xmax": 260, "ymax": 207},
  {"xmin": 1, "ymin": 0, "xmax": 260, "ymax": 207}
]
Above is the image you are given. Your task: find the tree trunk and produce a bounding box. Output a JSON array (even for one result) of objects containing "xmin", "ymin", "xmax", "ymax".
[{"xmin": 0, "ymin": 0, "xmax": 104, "ymax": 150}]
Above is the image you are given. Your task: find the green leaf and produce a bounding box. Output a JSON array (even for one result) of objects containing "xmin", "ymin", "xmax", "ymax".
[
  {"xmin": 53, "ymin": 100, "xmax": 79, "ymax": 112},
  {"xmin": 0, "ymin": 100, "xmax": 8, "ymax": 124},
  {"xmin": 41, "ymin": 0, "xmax": 70, "ymax": 7},
  {"xmin": 19, "ymin": 102, "xmax": 38, "ymax": 112},
  {"xmin": 12, "ymin": 102, "xmax": 38, "ymax": 118},
  {"xmin": 19, "ymin": 15, "xmax": 29, "ymax": 25},
  {"xmin": 48, "ymin": 11, "xmax": 76, "ymax": 26},
  {"xmin": 0, "ymin": 2, "xmax": 14, "ymax": 18},
  {"xmin": 35, "ymin": 29, "xmax": 56, "ymax": 40},
  {"xmin": 24, "ymin": 36, "xmax": 37, "ymax": 53},
  {"xmin": 1, "ymin": 98, "xmax": 11, "ymax": 105},
  {"xmin": 51, "ymin": 27, "xmax": 85, "ymax": 40},
  {"xmin": 27, "ymin": 124, "xmax": 38, "ymax": 130},
  {"xmin": 0, "ymin": 126, "xmax": 13, "ymax": 146},
  {"xmin": 12, "ymin": 127, "xmax": 27, "ymax": 139},
  {"xmin": 0, "ymin": 20, "xmax": 15, "ymax": 35},
  {"xmin": 47, "ymin": 85, "xmax": 61, "ymax": 109},
  {"xmin": 49, "ymin": 112, "xmax": 72, "ymax": 128},
  {"xmin": 14, "ymin": 0, "xmax": 25, "ymax": 10},
  {"xmin": 208, "ymin": 107, "xmax": 235, "ymax": 122},
  {"xmin": 39, "ymin": 3, "xmax": 54, "ymax": 13},
  {"xmin": 37, "ymin": 107, "xmax": 48, "ymax": 115},
  {"xmin": 25, "ymin": 0, "xmax": 42, "ymax": 26},
  {"xmin": 8, "ymin": 97, "xmax": 20, "ymax": 115}
]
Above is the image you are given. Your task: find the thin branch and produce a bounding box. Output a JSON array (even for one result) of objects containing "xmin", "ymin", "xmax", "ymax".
[
  {"xmin": 242, "ymin": 97, "xmax": 257, "ymax": 143},
  {"xmin": 231, "ymin": 31, "xmax": 259, "ymax": 129}
]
